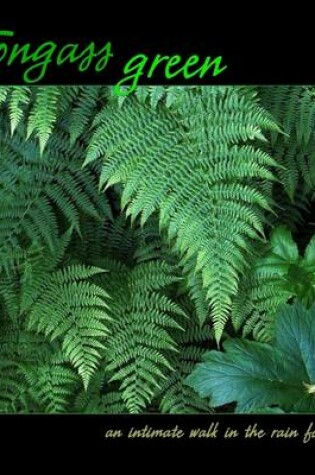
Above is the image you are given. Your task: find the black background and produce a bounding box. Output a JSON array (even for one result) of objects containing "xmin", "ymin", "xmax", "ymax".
[
  {"xmin": 0, "ymin": 12, "xmax": 314, "ymax": 459},
  {"xmin": 2, "ymin": 413, "xmax": 315, "ymax": 460},
  {"xmin": 0, "ymin": 15, "xmax": 313, "ymax": 85}
]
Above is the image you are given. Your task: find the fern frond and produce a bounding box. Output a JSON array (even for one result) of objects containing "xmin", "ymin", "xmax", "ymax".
[
  {"xmin": 0, "ymin": 359, "xmax": 28, "ymax": 413},
  {"xmin": 74, "ymin": 368, "xmax": 127, "ymax": 413},
  {"xmin": 9, "ymin": 86, "xmax": 31, "ymax": 134},
  {"xmin": 158, "ymin": 298, "xmax": 213, "ymax": 413},
  {"xmin": 26, "ymin": 264, "xmax": 110, "ymax": 389},
  {"xmin": 0, "ymin": 86, "xmax": 10, "ymax": 106},
  {"xmin": 85, "ymin": 87, "xmax": 278, "ymax": 342},
  {"xmin": 98, "ymin": 258, "xmax": 184, "ymax": 413},
  {"xmin": 23, "ymin": 356, "xmax": 79, "ymax": 413},
  {"xmin": 232, "ymin": 268, "xmax": 290, "ymax": 341},
  {"xmin": 27, "ymin": 86, "xmax": 61, "ymax": 153},
  {"xmin": 0, "ymin": 114, "xmax": 111, "ymax": 264},
  {"xmin": 69, "ymin": 86, "xmax": 102, "ymax": 145},
  {"xmin": 260, "ymin": 86, "xmax": 315, "ymax": 199}
]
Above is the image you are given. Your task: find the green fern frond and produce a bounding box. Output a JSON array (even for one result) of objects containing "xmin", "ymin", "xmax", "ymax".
[
  {"xmin": 0, "ymin": 114, "xmax": 111, "ymax": 264},
  {"xmin": 22, "ymin": 356, "xmax": 79, "ymax": 413},
  {"xmin": 74, "ymin": 368, "xmax": 127, "ymax": 413},
  {"xmin": 113, "ymin": 85, "xmax": 192, "ymax": 110},
  {"xmin": 9, "ymin": 86, "xmax": 31, "ymax": 135},
  {"xmin": 0, "ymin": 359, "xmax": 29, "ymax": 413},
  {"xmin": 27, "ymin": 86, "xmax": 61, "ymax": 153},
  {"xmin": 85, "ymin": 87, "xmax": 278, "ymax": 342},
  {"xmin": 98, "ymin": 258, "xmax": 185, "ymax": 413},
  {"xmin": 25, "ymin": 264, "xmax": 110, "ymax": 389},
  {"xmin": 0, "ymin": 86, "xmax": 10, "ymax": 106},
  {"xmin": 232, "ymin": 268, "xmax": 291, "ymax": 341},
  {"xmin": 158, "ymin": 298, "xmax": 213, "ymax": 413},
  {"xmin": 68, "ymin": 86, "xmax": 102, "ymax": 145},
  {"xmin": 0, "ymin": 321, "xmax": 53, "ymax": 413},
  {"xmin": 260, "ymin": 86, "xmax": 315, "ymax": 199}
]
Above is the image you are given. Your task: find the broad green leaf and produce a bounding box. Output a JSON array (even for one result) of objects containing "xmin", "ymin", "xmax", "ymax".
[
  {"xmin": 303, "ymin": 235, "xmax": 315, "ymax": 271},
  {"xmin": 186, "ymin": 303, "xmax": 315, "ymax": 413},
  {"xmin": 276, "ymin": 304, "xmax": 315, "ymax": 381},
  {"xmin": 255, "ymin": 227, "xmax": 315, "ymax": 309},
  {"xmin": 269, "ymin": 226, "xmax": 299, "ymax": 263}
]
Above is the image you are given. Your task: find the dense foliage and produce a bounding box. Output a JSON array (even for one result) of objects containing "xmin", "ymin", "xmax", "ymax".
[{"xmin": 0, "ymin": 85, "xmax": 314, "ymax": 413}]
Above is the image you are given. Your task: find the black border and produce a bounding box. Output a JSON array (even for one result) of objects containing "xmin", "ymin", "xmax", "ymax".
[
  {"xmin": 0, "ymin": 21, "xmax": 314, "ymax": 456},
  {"xmin": 0, "ymin": 23, "xmax": 312, "ymax": 84}
]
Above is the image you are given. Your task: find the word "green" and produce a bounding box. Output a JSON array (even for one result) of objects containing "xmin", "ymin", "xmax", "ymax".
[{"xmin": 0, "ymin": 30, "xmax": 227, "ymax": 95}]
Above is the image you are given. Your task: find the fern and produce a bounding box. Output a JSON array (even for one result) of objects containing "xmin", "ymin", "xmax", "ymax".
[
  {"xmin": 0, "ymin": 86, "xmax": 9, "ymax": 106},
  {"xmin": 84, "ymin": 86, "xmax": 278, "ymax": 342},
  {"xmin": 232, "ymin": 226, "xmax": 315, "ymax": 341},
  {"xmin": 22, "ymin": 354, "xmax": 79, "ymax": 413},
  {"xmin": 27, "ymin": 87, "xmax": 61, "ymax": 153},
  {"xmin": 74, "ymin": 369, "xmax": 126, "ymax": 414},
  {"xmin": 68, "ymin": 86, "xmax": 102, "ymax": 145},
  {"xmin": 0, "ymin": 111, "xmax": 111, "ymax": 270},
  {"xmin": 0, "ymin": 359, "xmax": 28, "ymax": 413},
  {"xmin": 260, "ymin": 86, "xmax": 315, "ymax": 198},
  {"xmin": 157, "ymin": 297, "xmax": 213, "ymax": 414},
  {"xmin": 0, "ymin": 320, "xmax": 53, "ymax": 413},
  {"xmin": 24, "ymin": 261, "xmax": 110, "ymax": 389},
  {"xmin": 1, "ymin": 85, "xmax": 315, "ymax": 414},
  {"xmin": 97, "ymin": 258, "xmax": 185, "ymax": 413},
  {"xmin": 8, "ymin": 86, "xmax": 31, "ymax": 135}
]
